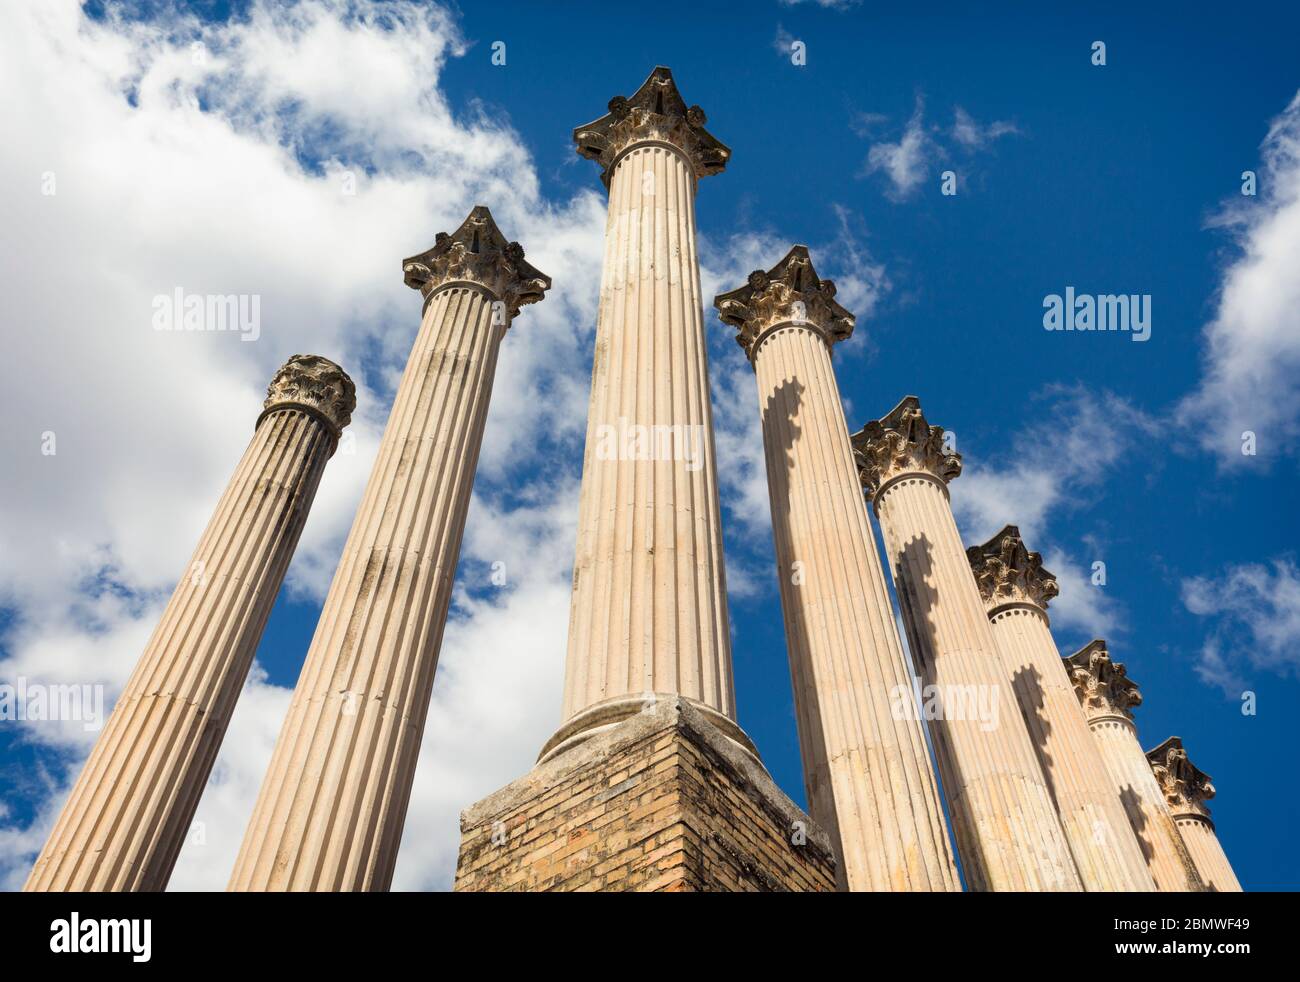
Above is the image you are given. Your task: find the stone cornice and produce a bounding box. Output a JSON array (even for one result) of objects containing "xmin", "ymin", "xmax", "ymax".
[
  {"xmin": 401, "ymin": 206, "xmax": 551, "ymax": 318},
  {"xmin": 967, "ymin": 524, "xmax": 1059, "ymax": 613},
  {"xmin": 261, "ymin": 354, "xmax": 355, "ymax": 438},
  {"xmin": 851, "ymin": 395, "xmax": 962, "ymax": 499},
  {"xmin": 1147, "ymin": 736, "xmax": 1215, "ymax": 819},
  {"xmin": 573, "ymin": 66, "xmax": 730, "ymax": 188},
  {"xmin": 1065, "ymin": 640, "xmax": 1142, "ymax": 722},
  {"xmin": 713, "ymin": 246, "xmax": 854, "ymax": 363}
]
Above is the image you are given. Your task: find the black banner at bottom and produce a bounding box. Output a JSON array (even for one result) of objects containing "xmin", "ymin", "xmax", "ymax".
[{"xmin": 0, "ymin": 889, "xmax": 1277, "ymax": 967}]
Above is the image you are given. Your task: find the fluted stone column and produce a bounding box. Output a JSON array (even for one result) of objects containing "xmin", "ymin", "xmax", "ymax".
[
  {"xmin": 228, "ymin": 207, "xmax": 550, "ymax": 891},
  {"xmin": 968, "ymin": 526, "xmax": 1156, "ymax": 891},
  {"xmin": 713, "ymin": 248, "xmax": 958, "ymax": 892},
  {"xmin": 25, "ymin": 356, "xmax": 354, "ymax": 892},
  {"xmin": 544, "ymin": 66, "xmax": 750, "ymax": 762},
  {"xmin": 1065, "ymin": 641, "xmax": 1204, "ymax": 891},
  {"xmin": 851, "ymin": 397, "xmax": 1081, "ymax": 891},
  {"xmin": 1147, "ymin": 737, "xmax": 1241, "ymax": 891}
]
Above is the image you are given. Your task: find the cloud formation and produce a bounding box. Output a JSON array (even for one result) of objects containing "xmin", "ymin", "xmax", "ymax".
[
  {"xmin": 949, "ymin": 387, "xmax": 1156, "ymax": 638},
  {"xmin": 0, "ymin": 0, "xmax": 892, "ymax": 892},
  {"xmin": 1177, "ymin": 91, "xmax": 1300, "ymax": 466},
  {"xmin": 860, "ymin": 99, "xmax": 1017, "ymax": 201},
  {"xmin": 863, "ymin": 100, "xmax": 935, "ymax": 200},
  {"xmin": 0, "ymin": 0, "xmax": 603, "ymax": 890},
  {"xmin": 1181, "ymin": 557, "xmax": 1300, "ymax": 696}
]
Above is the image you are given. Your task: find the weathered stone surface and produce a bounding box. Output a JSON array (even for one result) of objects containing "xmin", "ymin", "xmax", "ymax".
[
  {"xmin": 456, "ymin": 699, "xmax": 836, "ymax": 893},
  {"xmin": 852, "ymin": 395, "xmax": 961, "ymax": 499},
  {"xmin": 712, "ymin": 248, "xmax": 958, "ymax": 892},
  {"xmin": 1147, "ymin": 736, "xmax": 1242, "ymax": 891},
  {"xmin": 572, "ymin": 66, "xmax": 730, "ymax": 188},
  {"xmin": 228, "ymin": 206, "xmax": 548, "ymax": 891},
  {"xmin": 553, "ymin": 66, "xmax": 738, "ymax": 761},
  {"xmin": 262, "ymin": 353, "xmax": 357, "ymax": 436},
  {"xmin": 968, "ymin": 526, "xmax": 1156, "ymax": 891},
  {"xmin": 26, "ymin": 355, "xmax": 351, "ymax": 892},
  {"xmin": 401, "ymin": 205, "xmax": 550, "ymax": 318},
  {"xmin": 715, "ymin": 245, "xmax": 854, "ymax": 359},
  {"xmin": 966, "ymin": 523, "xmax": 1058, "ymax": 612},
  {"xmin": 853, "ymin": 397, "xmax": 1083, "ymax": 891},
  {"xmin": 1065, "ymin": 642, "xmax": 1205, "ymax": 892}
]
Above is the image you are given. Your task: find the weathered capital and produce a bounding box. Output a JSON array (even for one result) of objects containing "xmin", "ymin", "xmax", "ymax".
[
  {"xmin": 713, "ymin": 246, "xmax": 854, "ymax": 363},
  {"xmin": 1147, "ymin": 736, "xmax": 1215, "ymax": 818},
  {"xmin": 967, "ymin": 524, "xmax": 1059, "ymax": 613},
  {"xmin": 262, "ymin": 354, "xmax": 356, "ymax": 438},
  {"xmin": 1065, "ymin": 639, "xmax": 1142, "ymax": 721},
  {"xmin": 573, "ymin": 66, "xmax": 730, "ymax": 188},
  {"xmin": 401, "ymin": 205, "xmax": 551, "ymax": 317},
  {"xmin": 851, "ymin": 395, "xmax": 961, "ymax": 498}
]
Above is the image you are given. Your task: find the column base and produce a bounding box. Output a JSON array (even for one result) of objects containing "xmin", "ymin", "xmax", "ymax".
[
  {"xmin": 537, "ymin": 693, "xmax": 760, "ymax": 764},
  {"xmin": 454, "ymin": 697, "xmax": 836, "ymax": 892}
]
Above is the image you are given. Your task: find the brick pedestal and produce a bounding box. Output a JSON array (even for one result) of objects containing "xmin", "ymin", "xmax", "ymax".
[{"xmin": 455, "ymin": 699, "xmax": 836, "ymax": 892}]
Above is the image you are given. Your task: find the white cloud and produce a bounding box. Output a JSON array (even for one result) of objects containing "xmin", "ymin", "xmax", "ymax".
[
  {"xmin": 951, "ymin": 387, "xmax": 1154, "ymax": 546},
  {"xmin": 169, "ymin": 665, "xmax": 293, "ymax": 890},
  {"xmin": 949, "ymin": 387, "xmax": 1154, "ymax": 640},
  {"xmin": 1041, "ymin": 548, "xmax": 1120, "ymax": 639},
  {"xmin": 709, "ymin": 352, "xmax": 772, "ymax": 549},
  {"xmin": 1177, "ymin": 91, "xmax": 1300, "ymax": 466},
  {"xmin": 864, "ymin": 100, "xmax": 934, "ymax": 201},
  {"xmin": 0, "ymin": 0, "xmax": 604, "ymax": 890},
  {"xmin": 1181, "ymin": 557, "xmax": 1300, "ymax": 695},
  {"xmin": 773, "ymin": 24, "xmax": 797, "ymax": 58},
  {"xmin": 860, "ymin": 100, "xmax": 1018, "ymax": 201},
  {"xmin": 388, "ymin": 487, "xmax": 577, "ymax": 889},
  {"xmin": 951, "ymin": 106, "xmax": 1018, "ymax": 149},
  {"xmin": 849, "ymin": 111, "xmax": 890, "ymax": 138},
  {"xmin": 823, "ymin": 203, "xmax": 890, "ymax": 322}
]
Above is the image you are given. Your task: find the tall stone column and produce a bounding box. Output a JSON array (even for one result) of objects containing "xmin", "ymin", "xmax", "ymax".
[
  {"xmin": 1147, "ymin": 736, "xmax": 1241, "ymax": 891},
  {"xmin": 967, "ymin": 526, "xmax": 1156, "ymax": 890},
  {"xmin": 25, "ymin": 356, "xmax": 354, "ymax": 892},
  {"xmin": 228, "ymin": 207, "xmax": 550, "ymax": 891},
  {"xmin": 544, "ymin": 66, "xmax": 750, "ymax": 763},
  {"xmin": 1065, "ymin": 641, "xmax": 1204, "ymax": 891},
  {"xmin": 713, "ymin": 248, "xmax": 958, "ymax": 891},
  {"xmin": 851, "ymin": 397, "xmax": 1081, "ymax": 891}
]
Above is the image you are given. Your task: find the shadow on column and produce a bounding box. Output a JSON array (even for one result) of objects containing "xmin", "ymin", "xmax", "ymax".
[
  {"xmin": 895, "ymin": 536, "xmax": 976, "ymax": 799},
  {"xmin": 760, "ymin": 378, "xmax": 839, "ymax": 830},
  {"xmin": 1119, "ymin": 784, "xmax": 1156, "ymax": 864},
  {"xmin": 1011, "ymin": 664, "xmax": 1057, "ymax": 807}
]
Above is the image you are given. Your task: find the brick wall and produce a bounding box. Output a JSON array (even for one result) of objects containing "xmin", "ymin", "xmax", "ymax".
[{"xmin": 455, "ymin": 699, "xmax": 836, "ymax": 892}]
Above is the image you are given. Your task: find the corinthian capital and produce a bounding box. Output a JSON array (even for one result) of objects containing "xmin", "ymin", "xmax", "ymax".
[
  {"xmin": 1065, "ymin": 640, "xmax": 1142, "ymax": 721},
  {"xmin": 850, "ymin": 395, "xmax": 961, "ymax": 498},
  {"xmin": 401, "ymin": 206, "xmax": 551, "ymax": 318},
  {"xmin": 967, "ymin": 524, "xmax": 1059, "ymax": 613},
  {"xmin": 713, "ymin": 246, "xmax": 854, "ymax": 362},
  {"xmin": 1147, "ymin": 736, "xmax": 1216, "ymax": 818},
  {"xmin": 573, "ymin": 66, "xmax": 730, "ymax": 188},
  {"xmin": 262, "ymin": 354, "xmax": 356, "ymax": 438}
]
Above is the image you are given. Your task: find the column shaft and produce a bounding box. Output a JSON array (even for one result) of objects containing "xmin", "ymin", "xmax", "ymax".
[
  {"xmin": 1176, "ymin": 815, "xmax": 1241, "ymax": 891},
  {"xmin": 988, "ymin": 606, "xmax": 1156, "ymax": 889},
  {"xmin": 230, "ymin": 289, "xmax": 504, "ymax": 890},
  {"xmin": 755, "ymin": 326, "xmax": 958, "ymax": 890},
  {"xmin": 1087, "ymin": 718, "xmax": 1200, "ymax": 890},
  {"xmin": 556, "ymin": 142, "xmax": 734, "ymax": 750},
  {"xmin": 875, "ymin": 476, "xmax": 1081, "ymax": 890},
  {"xmin": 26, "ymin": 356, "xmax": 349, "ymax": 892},
  {"xmin": 1145, "ymin": 735, "xmax": 1231, "ymax": 890}
]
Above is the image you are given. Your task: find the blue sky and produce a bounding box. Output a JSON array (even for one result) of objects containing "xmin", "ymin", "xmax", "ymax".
[{"xmin": 2, "ymin": 0, "xmax": 1298, "ymax": 890}]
